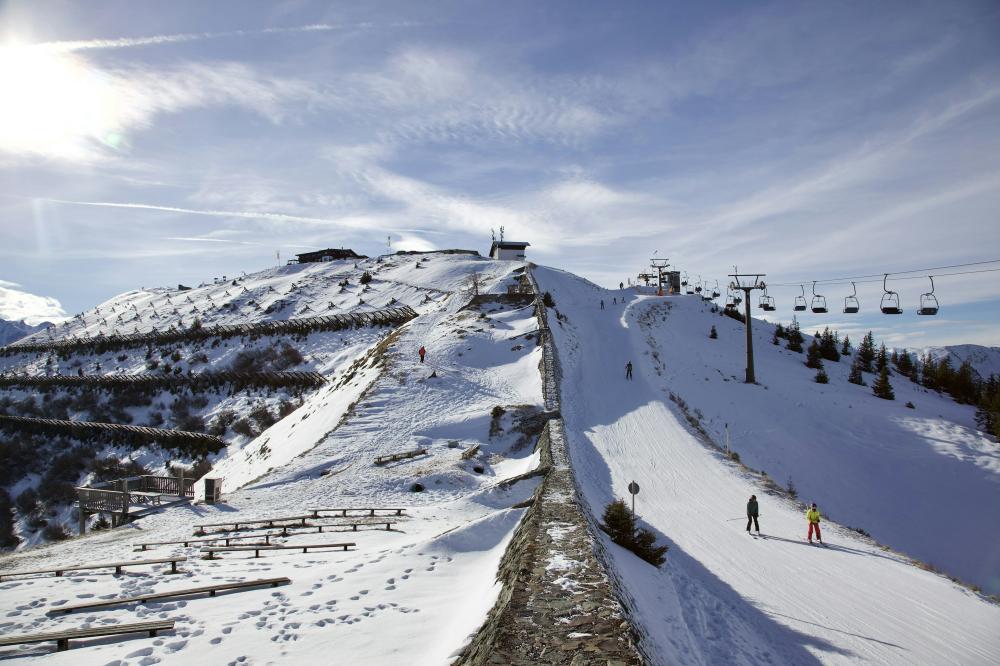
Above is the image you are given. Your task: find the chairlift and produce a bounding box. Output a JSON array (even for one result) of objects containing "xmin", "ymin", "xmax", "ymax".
[
  {"xmin": 880, "ymin": 274, "xmax": 902, "ymax": 314},
  {"xmin": 793, "ymin": 285, "xmax": 807, "ymax": 312},
  {"xmin": 681, "ymin": 273, "xmax": 689, "ymax": 287},
  {"xmin": 918, "ymin": 276, "xmax": 939, "ymax": 316},
  {"xmin": 712, "ymin": 280, "xmax": 721, "ymax": 299},
  {"xmin": 759, "ymin": 288, "xmax": 776, "ymax": 312},
  {"xmin": 695, "ymin": 279, "xmax": 703, "ymax": 294},
  {"xmin": 810, "ymin": 281, "xmax": 828, "ymax": 313},
  {"xmin": 724, "ymin": 287, "xmax": 736, "ymax": 308},
  {"xmin": 843, "ymin": 282, "xmax": 860, "ymax": 314}
]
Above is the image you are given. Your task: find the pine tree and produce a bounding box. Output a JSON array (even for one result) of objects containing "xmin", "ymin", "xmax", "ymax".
[
  {"xmin": 858, "ymin": 332, "xmax": 876, "ymax": 372},
  {"xmin": 936, "ymin": 357, "xmax": 955, "ymax": 393},
  {"xmin": 873, "ymin": 366, "xmax": 895, "ymax": 400},
  {"xmin": 976, "ymin": 376, "xmax": 1000, "ymax": 438},
  {"xmin": 785, "ymin": 320, "xmax": 804, "ymax": 353},
  {"xmin": 771, "ymin": 328, "xmax": 780, "ymax": 345},
  {"xmin": 848, "ymin": 356, "xmax": 866, "ymax": 386},
  {"xmin": 820, "ymin": 327, "xmax": 840, "ymax": 362},
  {"xmin": 950, "ymin": 361, "xmax": 978, "ymax": 405},
  {"xmin": 775, "ymin": 323, "xmax": 786, "ymax": 339},
  {"xmin": 815, "ymin": 367, "xmax": 829, "ymax": 384},
  {"xmin": 709, "ymin": 325, "xmax": 718, "ymax": 339},
  {"xmin": 841, "ymin": 335, "xmax": 852, "ymax": 356},
  {"xmin": 805, "ymin": 339, "xmax": 824, "ymax": 369},
  {"xmin": 921, "ymin": 353, "xmax": 938, "ymax": 391},
  {"xmin": 876, "ymin": 343, "xmax": 889, "ymax": 373}
]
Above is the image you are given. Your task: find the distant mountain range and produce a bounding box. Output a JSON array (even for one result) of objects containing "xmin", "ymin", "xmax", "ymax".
[
  {"xmin": 0, "ymin": 318, "xmax": 51, "ymax": 346},
  {"xmin": 923, "ymin": 344, "xmax": 1000, "ymax": 380}
]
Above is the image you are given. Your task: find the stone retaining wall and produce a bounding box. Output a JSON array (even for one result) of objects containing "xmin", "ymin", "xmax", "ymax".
[{"xmin": 457, "ymin": 268, "xmax": 643, "ymax": 665}]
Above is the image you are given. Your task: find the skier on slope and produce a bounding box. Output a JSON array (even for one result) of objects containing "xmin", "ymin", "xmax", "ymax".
[
  {"xmin": 418, "ymin": 346, "xmax": 426, "ymax": 363},
  {"xmin": 620, "ymin": 281, "xmax": 624, "ymax": 290},
  {"xmin": 600, "ymin": 299, "xmax": 604, "ymax": 310},
  {"xmin": 625, "ymin": 361, "xmax": 633, "ymax": 380},
  {"xmin": 746, "ymin": 495, "xmax": 760, "ymax": 534},
  {"xmin": 806, "ymin": 503, "xmax": 823, "ymax": 544}
]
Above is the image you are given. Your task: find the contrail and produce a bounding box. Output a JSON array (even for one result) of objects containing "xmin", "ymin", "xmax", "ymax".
[{"xmin": 25, "ymin": 24, "xmax": 345, "ymax": 53}]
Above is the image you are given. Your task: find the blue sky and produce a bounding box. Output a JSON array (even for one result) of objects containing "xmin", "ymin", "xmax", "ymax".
[{"xmin": 1, "ymin": 0, "xmax": 998, "ymax": 347}]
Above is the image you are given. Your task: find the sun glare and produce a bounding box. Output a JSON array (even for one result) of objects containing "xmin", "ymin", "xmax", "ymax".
[{"xmin": 0, "ymin": 44, "xmax": 123, "ymax": 160}]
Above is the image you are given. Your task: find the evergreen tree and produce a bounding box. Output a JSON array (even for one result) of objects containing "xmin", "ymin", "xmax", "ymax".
[
  {"xmin": 785, "ymin": 320, "xmax": 804, "ymax": 353},
  {"xmin": 936, "ymin": 357, "xmax": 955, "ymax": 393},
  {"xmin": 841, "ymin": 335, "xmax": 852, "ymax": 356},
  {"xmin": 775, "ymin": 323, "xmax": 786, "ymax": 339},
  {"xmin": 848, "ymin": 356, "xmax": 866, "ymax": 386},
  {"xmin": 921, "ymin": 353, "xmax": 938, "ymax": 391},
  {"xmin": 976, "ymin": 375, "xmax": 1000, "ymax": 438},
  {"xmin": 815, "ymin": 367, "xmax": 829, "ymax": 384},
  {"xmin": 950, "ymin": 361, "xmax": 978, "ymax": 405},
  {"xmin": 771, "ymin": 328, "xmax": 780, "ymax": 345},
  {"xmin": 805, "ymin": 339, "xmax": 824, "ymax": 369},
  {"xmin": 876, "ymin": 343, "xmax": 889, "ymax": 373},
  {"xmin": 858, "ymin": 332, "xmax": 876, "ymax": 372},
  {"xmin": 873, "ymin": 366, "xmax": 895, "ymax": 400},
  {"xmin": 890, "ymin": 349, "xmax": 899, "ymax": 367},
  {"xmin": 709, "ymin": 325, "xmax": 718, "ymax": 339},
  {"xmin": 820, "ymin": 327, "xmax": 840, "ymax": 362},
  {"xmin": 895, "ymin": 350, "xmax": 916, "ymax": 380}
]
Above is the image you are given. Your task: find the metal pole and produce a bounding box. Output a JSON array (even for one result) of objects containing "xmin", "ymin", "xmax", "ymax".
[
  {"xmin": 743, "ymin": 287, "xmax": 755, "ymax": 383},
  {"xmin": 631, "ymin": 492, "xmax": 635, "ymax": 545}
]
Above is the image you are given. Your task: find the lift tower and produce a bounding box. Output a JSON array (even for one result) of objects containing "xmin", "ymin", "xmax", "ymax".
[
  {"xmin": 728, "ymin": 269, "xmax": 766, "ymax": 384},
  {"xmin": 650, "ymin": 258, "xmax": 670, "ymax": 295}
]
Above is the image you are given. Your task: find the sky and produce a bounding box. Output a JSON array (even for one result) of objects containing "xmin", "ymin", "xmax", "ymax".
[{"xmin": 0, "ymin": 0, "xmax": 998, "ymax": 347}]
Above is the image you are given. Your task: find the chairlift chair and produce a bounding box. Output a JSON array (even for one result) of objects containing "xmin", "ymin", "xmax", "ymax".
[
  {"xmin": 918, "ymin": 276, "xmax": 939, "ymax": 315},
  {"xmin": 759, "ymin": 288, "xmax": 776, "ymax": 312},
  {"xmin": 681, "ymin": 273, "xmax": 689, "ymax": 287},
  {"xmin": 694, "ymin": 279, "xmax": 703, "ymax": 293},
  {"xmin": 712, "ymin": 281, "xmax": 721, "ymax": 299},
  {"xmin": 843, "ymin": 282, "xmax": 860, "ymax": 314},
  {"xmin": 793, "ymin": 285, "xmax": 807, "ymax": 312},
  {"xmin": 880, "ymin": 274, "xmax": 902, "ymax": 314},
  {"xmin": 810, "ymin": 281, "xmax": 828, "ymax": 313}
]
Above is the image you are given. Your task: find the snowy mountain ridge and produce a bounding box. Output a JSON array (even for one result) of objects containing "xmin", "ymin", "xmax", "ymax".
[
  {"xmin": 0, "ymin": 254, "xmax": 998, "ymax": 665},
  {"xmin": 920, "ymin": 343, "xmax": 1000, "ymax": 380},
  {"xmin": 0, "ymin": 318, "xmax": 50, "ymax": 346}
]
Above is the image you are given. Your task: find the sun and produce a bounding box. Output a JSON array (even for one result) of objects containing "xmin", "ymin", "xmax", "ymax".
[{"xmin": 0, "ymin": 43, "xmax": 123, "ymax": 160}]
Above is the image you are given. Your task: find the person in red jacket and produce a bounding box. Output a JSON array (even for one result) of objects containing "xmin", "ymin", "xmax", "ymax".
[{"xmin": 418, "ymin": 346, "xmax": 426, "ymax": 363}]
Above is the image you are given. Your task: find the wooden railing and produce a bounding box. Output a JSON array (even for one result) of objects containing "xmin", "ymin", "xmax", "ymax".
[
  {"xmin": 1, "ymin": 305, "xmax": 417, "ymax": 356},
  {"xmin": 0, "ymin": 371, "xmax": 326, "ymax": 391},
  {"xmin": 0, "ymin": 415, "xmax": 224, "ymax": 456},
  {"xmin": 76, "ymin": 487, "xmax": 127, "ymax": 513}
]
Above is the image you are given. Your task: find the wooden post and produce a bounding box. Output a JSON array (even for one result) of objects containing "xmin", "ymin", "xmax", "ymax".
[
  {"xmin": 78, "ymin": 508, "xmax": 87, "ymax": 535},
  {"xmin": 119, "ymin": 479, "xmax": 129, "ymax": 525}
]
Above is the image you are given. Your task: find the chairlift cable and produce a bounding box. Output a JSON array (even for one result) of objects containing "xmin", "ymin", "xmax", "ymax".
[{"xmin": 765, "ymin": 259, "xmax": 1000, "ymax": 287}]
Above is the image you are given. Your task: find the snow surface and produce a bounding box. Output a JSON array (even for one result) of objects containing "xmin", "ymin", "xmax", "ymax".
[
  {"xmin": 0, "ymin": 254, "xmax": 545, "ymax": 663},
  {"xmin": 922, "ymin": 344, "xmax": 1000, "ymax": 381},
  {"xmin": 534, "ymin": 266, "xmax": 1000, "ymax": 665}
]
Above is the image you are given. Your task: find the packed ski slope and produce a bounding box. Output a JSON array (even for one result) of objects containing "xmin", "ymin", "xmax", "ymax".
[
  {"xmin": 535, "ymin": 266, "xmax": 1000, "ymax": 665},
  {"xmin": 0, "ymin": 254, "xmax": 545, "ymax": 663}
]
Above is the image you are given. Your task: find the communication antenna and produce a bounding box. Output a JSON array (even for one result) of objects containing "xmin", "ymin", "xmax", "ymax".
[{"xmin": 387, "ymin": 235, "xmax": 392, "ymax": 254}]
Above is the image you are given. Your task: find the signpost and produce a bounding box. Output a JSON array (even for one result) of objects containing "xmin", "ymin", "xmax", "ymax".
[{"xmin": 627, "ymin": 481, "xmax": 640, "ymax": 543}]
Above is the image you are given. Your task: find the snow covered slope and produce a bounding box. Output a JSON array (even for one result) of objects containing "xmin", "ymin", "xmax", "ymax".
[
  {"xmin": 534, "ymin": 266, "xmax": 1000, "ymax": 665},
  {"xmin": 0, "ymin": 253, "xmax": 546, "ymax": 663}
]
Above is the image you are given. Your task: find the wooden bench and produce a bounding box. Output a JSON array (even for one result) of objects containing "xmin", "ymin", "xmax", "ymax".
[
  {"xmin": 136, "ymin": 534, "xmax": 277, "ymax": 551},
  {"xmin": 194, "ymin": 517, "xmax": 398, "ymax": 537},
  {"xmin": 202, "ymin": 542, "xmax": 356, "ymax": 559},
  {"xmin": 0, "ymin": 557, "xmax": 186, "ymax": 582},
  {"xmin": 307, "ymin": 507, "xmax": 407, "ymax": 517},
  {"xmin": 0, "ymin": 619, "xmax": 174, "ymax": 652},
  {"xmin": 49, "ymin": 577, "xmax": 291, "ymax": 615},
  {"xmin": 374, "ymin": 448, "xmax": 427, "ymax": 465},
  {"xmin": 193, "ymin": 515, "xmax": 313, "ymax": 534}
]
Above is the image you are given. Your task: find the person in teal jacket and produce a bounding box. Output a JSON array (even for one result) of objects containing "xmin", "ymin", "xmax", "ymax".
[
  {"xmin": 806, "ymin": 503, "xmax": 822, "ymax": 543},
  {"xmin": 746, "ymin": 495, "xmax": 760, "ymax": 534}
]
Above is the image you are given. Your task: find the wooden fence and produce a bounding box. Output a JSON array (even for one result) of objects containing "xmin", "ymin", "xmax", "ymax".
[
  {"xmin": 0, "ymin": 371, "xmax": 326, "ymax": 391},
  {"xmin": 0, "ymin": 415, "xmax": 225, "ymax": 455},
  {"xmin": 1, "ymin": 305, "xmax": 417, "ymax": 357}
]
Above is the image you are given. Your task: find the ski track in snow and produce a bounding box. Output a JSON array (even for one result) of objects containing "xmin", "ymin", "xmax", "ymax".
[
  {"xmin": 0, "ymin": 255, "xmax": 544, "ymax": 664},
  {"xmin": 534, "ymin": 265, "xmax": 1000, "ymax": 666}
]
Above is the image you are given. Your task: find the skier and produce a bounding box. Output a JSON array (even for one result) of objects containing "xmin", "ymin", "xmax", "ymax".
[
  {"xmin": 806, "ymin": 503, "xmax": 822, "ymax": 544},
  {"xmin": 625, "ymin": 361, "xmax": 633, "ymax": 380},
  {"xmin": 613, "ymin": 297, "xmax": 617, "ymax": 304},
  {"xmin": 746, "ymin": 495, "xmax": 760, "ymax": 534},
  {"xmin": 620, "ymin": 281, "xmax": 624, "ymax": 290},
  {"xmin": 418, "ymin": 346, "xmax": 426, "ymax": 363},
  {"xmin": 600, "ymin": 299, "xmax": 604, "ymax": 310}
]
